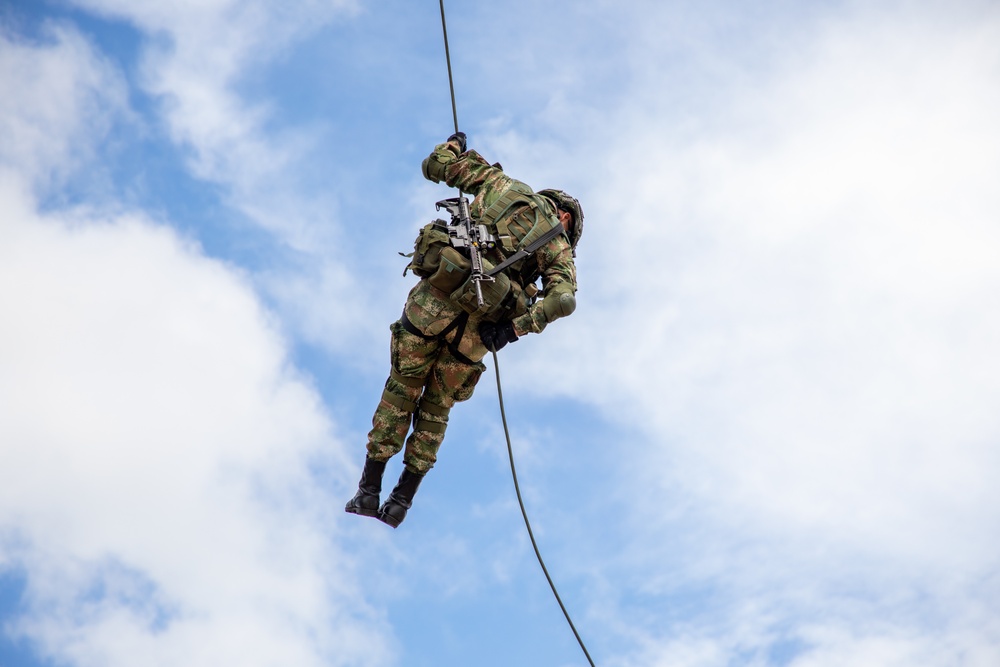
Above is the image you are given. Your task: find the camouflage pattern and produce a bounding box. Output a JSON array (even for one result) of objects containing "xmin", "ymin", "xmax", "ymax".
[
  {"xmin": 366, "ymin": 281, "xmax": 486, "ymax": 474},
  {"xmin": 423, "ymin": 139, "xmax": 580, "ymax": 336},
  {"xmin": 365, "ymin": 140, "xmax": 581, "ymax": 474}
]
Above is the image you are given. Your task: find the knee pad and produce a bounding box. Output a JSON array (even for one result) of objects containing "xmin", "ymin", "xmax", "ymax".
[{"xmin": 413, "ymin": 398, "xmax": 450, "ymax": 435}]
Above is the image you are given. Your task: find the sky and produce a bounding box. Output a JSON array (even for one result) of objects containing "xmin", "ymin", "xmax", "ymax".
[{"xmin": 1, "ymin": 0, "xmax": 999, "ymax": 666}]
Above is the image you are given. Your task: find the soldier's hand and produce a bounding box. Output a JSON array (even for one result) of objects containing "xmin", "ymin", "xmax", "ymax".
[
  {"xmin": 478, "ymin": 320, "xmax": 518, "ymax": 352},
  {"xmin": 447, "ymin": 131, "xmax": 467, "ymax": 152}
]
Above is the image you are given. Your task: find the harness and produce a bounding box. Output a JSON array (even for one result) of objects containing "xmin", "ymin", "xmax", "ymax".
[
  {"xmin": 399, "ymin": 309, "xmax": 476, "ymax": 366},
  {"xmin": 389, "ymin": 310, "xmax": 473, "ymax": 434},
  {"xmin": 481, "ymin": 183, "xmax": 564, "ymax": 258}
]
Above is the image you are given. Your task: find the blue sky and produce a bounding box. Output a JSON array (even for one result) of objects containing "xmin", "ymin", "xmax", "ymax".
[{"xmin": 2, "ymin": 1, "xmax": 999, "ymax": 666}]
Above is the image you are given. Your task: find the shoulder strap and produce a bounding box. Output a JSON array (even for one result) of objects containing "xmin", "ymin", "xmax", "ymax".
[
  {"xmin": 480, "ymin": 181, "xmax": 566, "ymax": 276},
  {"xmin": 480, "ymin": 181, "xmax": 534, "ymax": 229},
  {"xmin": 484, "ymin": 222, "xmax": 565, "ymax": 277}
]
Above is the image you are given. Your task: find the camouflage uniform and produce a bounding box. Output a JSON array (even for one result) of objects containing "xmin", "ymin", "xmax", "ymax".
[{"xmin": 366, "ymin": 138, "xmax": 581, "ymax": 475}]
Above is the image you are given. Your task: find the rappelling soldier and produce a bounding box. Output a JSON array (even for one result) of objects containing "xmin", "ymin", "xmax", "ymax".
[{"xmin": 345, "ymin": 132, "xmax": 584, "ymax": 528}]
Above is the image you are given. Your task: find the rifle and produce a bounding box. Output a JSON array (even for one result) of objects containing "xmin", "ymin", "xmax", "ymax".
[{"xmin": 436, "ymin": 196, "xmax": 496, "ymax": 306}]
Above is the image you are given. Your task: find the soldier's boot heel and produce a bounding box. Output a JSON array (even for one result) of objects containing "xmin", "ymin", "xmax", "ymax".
[
  {"xmin": 378, "ymin": 468, "xmax": 425, "ymax": 528},
  {"xmin": 345, "ymin": 457, "xmax": 387, "ymax": 518}
]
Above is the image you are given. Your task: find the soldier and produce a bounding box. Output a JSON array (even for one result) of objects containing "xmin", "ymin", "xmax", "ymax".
[{"xmin": 345, "ymin": 132, "xmax": 584, "ymax": 528}]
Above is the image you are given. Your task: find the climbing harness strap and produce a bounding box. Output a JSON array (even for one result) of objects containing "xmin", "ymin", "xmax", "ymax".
[
  {"xmin": 399, "ymin": 311, "xmax": 477, "ymax": 366},
  {"xmin": 398, "ymin": 312, "xmax": 438, "ymax": 341}
]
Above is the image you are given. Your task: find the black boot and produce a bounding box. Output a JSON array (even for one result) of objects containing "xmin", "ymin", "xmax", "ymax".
[
  {"xmin": 345, "ymin": 457, "xmax": 387, "ymax": 518},
  {"xmin": 378, "ymin": 468, "xmax": 425, "ymax": 528}
]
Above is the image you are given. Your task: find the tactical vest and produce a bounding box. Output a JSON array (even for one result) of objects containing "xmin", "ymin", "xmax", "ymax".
[{"xmin": 403, "ymin": 181, "xmax": 564, "ymax": 322}]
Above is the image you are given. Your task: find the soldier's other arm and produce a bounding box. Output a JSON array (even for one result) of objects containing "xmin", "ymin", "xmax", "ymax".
[{"xmin": 511, "ymin": 236, "xmax": 578, "ymax": 336}]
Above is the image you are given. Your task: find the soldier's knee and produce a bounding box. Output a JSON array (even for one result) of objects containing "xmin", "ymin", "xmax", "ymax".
[
  {"xmin": 387, "ymin": 367, "xmax": 425, "ymax": 397},
  {"xmin": 413, "ymin": 397, "xmax": 450, "ymax": 435}
]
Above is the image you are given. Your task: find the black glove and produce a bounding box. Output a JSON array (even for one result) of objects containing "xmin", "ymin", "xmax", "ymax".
[
  {"xmin": 479, "ymin": 320, "xmax": 518, "ymax": 352},
  {"xmin": 447, "ymin": 131, "xmax": 467, "ymax": 152}
]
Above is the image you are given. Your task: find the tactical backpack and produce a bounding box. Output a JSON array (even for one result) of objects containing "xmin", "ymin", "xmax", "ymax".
[
  {"xmin": 403, "ymin": 221, "xmax": 451, "ymax": 279},
  {"xmin": 403, "ymin": 182, "xmax": 564, "ymax": 322}
]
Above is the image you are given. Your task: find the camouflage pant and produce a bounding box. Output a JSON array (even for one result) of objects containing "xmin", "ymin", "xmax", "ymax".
[{"xmin": 366, "ymin": 282, "xmax": 488, "ymax": 474}]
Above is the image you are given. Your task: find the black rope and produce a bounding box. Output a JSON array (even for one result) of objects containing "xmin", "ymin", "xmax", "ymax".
[
  {"xmin": 438, "ymin": 0, "xmax": 460, "ymax": 135},
  {"xmin": 491, "ymin": 350, "xmax": 597, "ymax": 667},
  {"xmin": 437, "ymin": 4, "xmax": 595, "ymax": 664}
]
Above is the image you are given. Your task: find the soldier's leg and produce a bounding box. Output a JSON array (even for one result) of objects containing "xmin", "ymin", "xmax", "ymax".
[
  {"xmin": 401, "ymin": 346, "xmax": 487, "ymax": 474},
  {"xmin": 348, "ymin": 321, "xmax": 437, "ymax": 518},
  {"xmin": 366, "ymin": 320, "xmax": 440, "ymax": 460},
  {"xmin": 379, "ymin": 321, "xmax": 487, "ymax": 527}
]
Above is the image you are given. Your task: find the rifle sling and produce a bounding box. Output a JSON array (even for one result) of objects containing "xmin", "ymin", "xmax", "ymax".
[{"xmin": 485, "ymin": 222, "xmax": 565, "ymax": 278}]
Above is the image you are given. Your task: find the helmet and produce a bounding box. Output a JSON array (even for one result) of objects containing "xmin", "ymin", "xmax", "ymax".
[{"xmin": 538, "ymin": 189, "xmax": 584, "ymax": 250}]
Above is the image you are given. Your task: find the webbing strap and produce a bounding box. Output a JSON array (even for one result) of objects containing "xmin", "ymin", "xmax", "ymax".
[
  {"xmin": 485, "ymin": 221, "xmax": 565, "ymax": 277},
  {"xmin": 382, "ymin": 387, "xmax": 417, "ymax": 413},
  {"xmin": 398, "ymin": 312, "xmax": 478, "ymax": 367},
  {"xmin": 390, "ymin": 367, "xmax": 425, "ymax": 388},
  {"xmin": 414, "ymin": 418, "xmax": 447, "ymax": 434},
  {"xmin": 481, "ymin": 183, "xmax": 565, "ymax": 263},
  {"xmin": 439, "ymin": 310, "xmax": 468, "ymax": 345},
  {"xmin": 399, "ymin": 313, "xmax": 438, "ymax": 341},
  {"xmin": 444, "ymin": 312, "xmax": 477, "ymax": 366},
  {"xmin": 418, "ymin": 398, "xmax": 450, "ymax": 417},
  {"xmin": 481, "ymin": 183, "xmax": 533, "ymax": 229}
]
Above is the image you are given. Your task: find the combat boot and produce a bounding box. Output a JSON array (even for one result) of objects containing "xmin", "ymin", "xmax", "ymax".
[
  {"xmin": 345, "ymin": 457, "xmax": 387, "ymax": 518},
  {"xmin": 378, "ymin": 467, "xmax": 425, "ymax": 528}
]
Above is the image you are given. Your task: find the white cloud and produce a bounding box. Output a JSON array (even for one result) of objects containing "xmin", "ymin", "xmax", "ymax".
[
  {"xmin": 595, "ymin": 0, "xmax": 1000, "ymax": 552},
  {"xmin": 0, "ymin": 22, "xmax": 388, "ymax": 666},
  {"xmin": 500, "ymin": 2, "xmax": 1000, "ymax": 664},
  {"xmin": 8, "ymin": 1, "xmax": 1000, "ymax": 665},
  {"xmin": 66, "ymin": 0, "xmax": 359, "ymax": 248},
  {"xmin": 0, "ymin": 23, "xmax": 130, "ymax": 192},
  {"xmin": 0, "ymin": 172, "xmax": 389, "ymax": 667},
  {"xmin": 47, "ymin": 0, "xmax": 386, "ymax": 362}
]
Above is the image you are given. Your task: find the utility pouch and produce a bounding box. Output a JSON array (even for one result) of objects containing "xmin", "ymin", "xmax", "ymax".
[
  {"xmin": 450, "ymin": 257, "xmax": 514, "ymax": 322},
  {"xmin": 404, "ymin": 220, "xmax": 451, "ymax": 278},
  {"xmin": 427, "ymin": 245, "xmax": 471, "ymax": 293},
  {"xmin": 506, "ymin": 280, "xmax": 538, "ymax": 320}
]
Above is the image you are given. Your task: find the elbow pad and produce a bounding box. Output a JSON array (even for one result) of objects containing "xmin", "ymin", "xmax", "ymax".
[
  {"xmin": 542, "ymin": 291, "xmax": 576, "ymax": 322},
  {"xmin": 422, "ymin": 142, "xmax": 461, "ymax": 183},
  {"xmin": 422, "ymin": 155, "xmax": 447, "ymax": 183}
]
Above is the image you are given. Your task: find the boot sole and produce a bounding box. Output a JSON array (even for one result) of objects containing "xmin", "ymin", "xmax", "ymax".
[
  {"xmin": 345, "ymin": 505, "xmax": 380, "ymax": 518},
  {"xmin": 377, "ymin": 511, "xmax": 402, "ymax": 528}
]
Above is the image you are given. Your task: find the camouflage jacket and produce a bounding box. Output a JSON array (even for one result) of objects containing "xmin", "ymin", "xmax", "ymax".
[{"xmin": 421, "ymin": 139, "xmax": 578, "ymax": 336}]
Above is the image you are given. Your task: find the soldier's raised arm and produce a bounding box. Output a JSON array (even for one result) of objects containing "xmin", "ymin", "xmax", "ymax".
[{"xmin": 421, "ymin": 133, "xmax": 510, "ymax": 198}]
